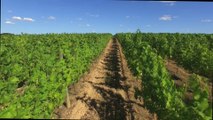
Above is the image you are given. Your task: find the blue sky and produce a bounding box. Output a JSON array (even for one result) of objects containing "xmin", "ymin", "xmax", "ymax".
[{"xmin": 1, "ymin": 0, "xmax": 213, "ymax": 34}]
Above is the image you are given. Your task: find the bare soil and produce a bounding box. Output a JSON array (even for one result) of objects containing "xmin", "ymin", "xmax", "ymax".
[
  {"xmin": 53, "ymin": 39, "xmax": 156, "ymax": 120},
  {"xmin": 165, "ymin": 59, "xmax": 212, "ymax": 102},
  {"xmin": 165, "ymin": 60, "xmax": 190, "ymax": 87}
]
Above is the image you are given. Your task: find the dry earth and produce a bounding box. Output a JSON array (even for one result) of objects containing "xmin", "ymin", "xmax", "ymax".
[
  {"xmin": 165, "ymin": 59, "xmax": 212, "ymax": 102},
  {"xmin": 53, "ymin": 38, "xmax": 156, "ymax": 120}
]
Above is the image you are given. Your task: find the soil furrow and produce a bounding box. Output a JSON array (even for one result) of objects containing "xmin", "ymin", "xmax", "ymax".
[{"xmin": 53, "ymin": 38, "xmax": 156, "ymax": 120}]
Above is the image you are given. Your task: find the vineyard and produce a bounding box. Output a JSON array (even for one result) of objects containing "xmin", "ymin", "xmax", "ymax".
[
  {"xmin": 0, "ymin": 32, "xmax": 212, "ymax": 119},
  {"xmin": 0, "ymin": 33, "xmax": 112, "ymax": 118},
  {"xmin": 115, "ymin": 31, "xmax": 212, "ymax": 120}
]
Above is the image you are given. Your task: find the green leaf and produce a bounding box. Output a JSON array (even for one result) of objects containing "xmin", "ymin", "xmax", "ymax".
[
  {"xmin": 198, "ymin": 98, "xmax": 209, "ymax": 112},
  {"xmin": 48, "ymin": 103, "xmax": 54, "ymax": 110},
  {"xmin": 194, "ymin": 94, "xmax": 200, "ymax": 100},
  {"xmin": 9, "ymin": 77, "xmax": 19, "ymax": 83}
]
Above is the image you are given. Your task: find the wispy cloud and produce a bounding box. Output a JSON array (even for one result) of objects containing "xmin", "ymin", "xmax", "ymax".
[
  {"xmin": 77, "ymin": 17, "xmax": 83, "ymax": 21},
  {"xmin": 11, "ymin": 16, "xmax": 35, "ymax": 22},
  {"xmin": 89, "ymin": 14, "xmax": 99, "ymax": 18},
  {"xmin": 5, "ymin": 20, "xmax": 15, "ymax": 24},
  {"xmin": 78, "ymin": 23, "xmax": 92, "ymax": 27},
  {"xmin": 86, "ymin": 13, "xmax": 100, "ymax": 18},
  {"xmin": 119, "ymin": 24, "xmax": 124, "ymax": 27},
  {"xmin": 201, "ymin": 19, "xmax": 212, "ymax": 23},
  {"xmin": 86, "ymin": 24, "xmax": 91, "ymax": 27},
  {"xmin": 23, "ymin": 17, "xmax": 35, "ymax": 22},
  {"xmin": 145, "ymin": 25, "xmax": 151, "ymax": 28},
  {"xmin": 12, "ymin": 16, "xmax": 22, "ymax": 21},
  {"xmin": 126, "ymin": 16, "xmax": 130, "ymax": 19},
  {"xmin": 8, "ymin": 10, "xmax": 12, "ymax": 13},
  {"xmin": 160, "ymin": 1, "xmax": 176, "ymax": 6},
  {"xmin": 159, "ymin": 15, "xmax": 176, "ymax": 21},
  {"xmin": 48, "ymin": 16, "xmax": 56, "ymax": 20},
  {"xmin": 160, "ymin": 1, "xmax": 176, "ymax": 3}
]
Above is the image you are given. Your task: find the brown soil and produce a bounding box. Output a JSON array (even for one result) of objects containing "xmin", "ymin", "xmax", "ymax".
[
  {"xmin": 53, "ymin": 39, "xmax": 156, "ymax": 120},
  {"xmin": 165, "ymin": 60, "xmax": 190, "ymax": 87},
  {"xmin": 165, "ymin": 59, "xmax": 212, "ymax": 102}
]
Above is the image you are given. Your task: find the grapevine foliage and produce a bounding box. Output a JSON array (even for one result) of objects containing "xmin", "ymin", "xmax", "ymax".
[
  {"xmin": 0, "ymin": 33, "xmax": 112, "ymax": 118},
  {"xmin": 115, "ymin": 32, "xmax": 212, "ymax": 120}
]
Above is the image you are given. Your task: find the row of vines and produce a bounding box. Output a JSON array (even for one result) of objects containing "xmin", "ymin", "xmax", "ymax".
[
  {"xmin": 0, "ymin": 33, "xmax": 112, "ymax": 118},
  {"xmin": 120, "ymin": 31, "xmax": 213, "ymax": 80},
  {"xmin": 115, "ymin": 31, "xmax": 212, "ymax": 120}
]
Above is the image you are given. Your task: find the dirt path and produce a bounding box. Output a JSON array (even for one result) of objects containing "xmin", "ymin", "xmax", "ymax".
[{"xmin": 53, "ymin": 38, "xmax": 156, "ymax": 120}]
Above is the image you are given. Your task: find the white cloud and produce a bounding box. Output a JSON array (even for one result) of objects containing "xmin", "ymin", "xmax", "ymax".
[
  {"xmin": 23, "ymin": 17, "xmax": 35, "ymax": 22},
  {"xmin": 86, "ymin": 24, "xmax": 91, "ymax": 27},
  {"xmin": 119, "ymin": 24, "xmax": 123, "ymax": 27},
  {"xmin": 5, "ymin": 20, "xmax": 15, "ymax": 24},
  {"xmin": 159, "ymin": 15, "xmax": 173, "ymax": 21},
  {"xmin": 10, "ymin": 16, "xmax": 35, "ymax": 23},
  {"xmin": 160, "ymin": 1, "xmax": 175, "ymax": 2},
  {"xmin": 12, "ymin": 16, "xmax": 22, "ymax": 21},
  {"xmin": 160, "ymin": 1, "xmax": 176, "ymax": 6},
  {"xmin": 48, "ymin": 16, "xmax": 56, "ymax": 20},
  {"xmin": 168, "ymin": 3, "xmax": 175, "ymax": 6},
  {"xmin": 201, "ymin": 19, "xmax": 212, "ymax": 23}
]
